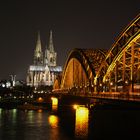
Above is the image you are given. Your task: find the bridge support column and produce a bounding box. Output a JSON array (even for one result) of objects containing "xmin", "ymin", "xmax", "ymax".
[
  {"xmin": 131, "ymin": 45, "xmax": 134, "ymax": 93},
  {"xmin": 122, "ymin": 49, "xmax": 126, "ymax": 92},
  {"xmin": 115, "ymin": 61, "xmax": 118, "ymax": 92}
]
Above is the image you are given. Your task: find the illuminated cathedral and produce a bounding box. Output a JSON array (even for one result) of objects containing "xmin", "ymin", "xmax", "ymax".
[{"xmin": 26, "ymin": 31, "xmax": 62, "ymax": 87}]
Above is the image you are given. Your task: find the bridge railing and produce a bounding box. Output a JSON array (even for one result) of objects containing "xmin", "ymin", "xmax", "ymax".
[
  {"xmin": 89, "ymin": 92, "xmax": 140, "ymax": 102},
  {"xmin": 53, "ymin": 89, "xmax": 140, "ymax": 102}
]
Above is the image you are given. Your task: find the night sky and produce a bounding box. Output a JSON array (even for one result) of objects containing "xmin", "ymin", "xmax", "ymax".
[{"xmin": 0, "ymin": 0, "xmax": 139, "ymax": 80}]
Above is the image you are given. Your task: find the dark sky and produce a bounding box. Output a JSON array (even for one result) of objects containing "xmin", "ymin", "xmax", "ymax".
[{"xmin": 0, "ymin": 0, "xmax": 139, "ymax": 80}]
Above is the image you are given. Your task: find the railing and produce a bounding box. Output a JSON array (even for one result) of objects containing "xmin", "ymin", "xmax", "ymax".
[
  {"xmin": 90, "ymin": 92, "xmax": 140, "ymax": 102},
  {"xmin": 52, "ymin": 90, "xmax": 140, "ymax": 102}
]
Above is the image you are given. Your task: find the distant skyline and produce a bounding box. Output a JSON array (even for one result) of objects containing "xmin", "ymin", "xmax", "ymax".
[{"xmin": 0, "ymin": 0, "xmax": 139, "ymax": 80}]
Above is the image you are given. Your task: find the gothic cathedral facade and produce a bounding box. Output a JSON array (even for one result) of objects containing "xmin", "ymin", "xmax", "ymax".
[{"xmin": 26, "ymin": 31, "xmax": 62, "ymax": 87}]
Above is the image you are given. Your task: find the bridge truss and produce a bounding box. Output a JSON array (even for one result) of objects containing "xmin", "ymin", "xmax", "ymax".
[{"xmin": 54, "ymin": 14, "xmax": 140, "ymax": 95}]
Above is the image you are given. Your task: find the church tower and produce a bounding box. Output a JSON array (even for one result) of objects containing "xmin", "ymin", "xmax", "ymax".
[
  {"xmin": 34, "ymin": 32, "xmax": 43, "ymax": 65},
  {"xmin": 27, "ymin": 30, "xmax": 62, "ymax": 87},
  {"xmin": 44, "ymin": 30, "xmax": 57, "ymax": 66}
]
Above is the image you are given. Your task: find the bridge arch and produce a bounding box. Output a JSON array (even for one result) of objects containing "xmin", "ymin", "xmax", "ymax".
[
  {"xmin": 53, "ymin": 14, "xmax": 140, "ymax": 94},
  {"xmin": 95, "ymin": 14, "xmax": 140, "ymax": 92},
  {"xmin": 60, "ymin": 48, "xmax": 106, "ymax": 91}
]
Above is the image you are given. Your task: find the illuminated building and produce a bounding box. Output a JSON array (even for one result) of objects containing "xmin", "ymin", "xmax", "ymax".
[{"xmin": 26, "ymin": 31, "xmax": 62, "ymax": 87}]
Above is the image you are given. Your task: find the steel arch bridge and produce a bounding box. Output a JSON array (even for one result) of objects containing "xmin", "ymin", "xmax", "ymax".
[
  {"xmin": 60, "ymin": 48, "xmax": 106, "ymax": 90},
  {"xmin": 54, "ymin": 14, "xmax": 140, "ymax": 95}
]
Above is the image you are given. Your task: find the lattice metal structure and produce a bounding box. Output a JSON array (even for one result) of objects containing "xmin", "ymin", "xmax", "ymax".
[
  {"xmin": 95, "ymin": 14, "xmax": 140, "ymax": 93},
  {"xmin": 60, "ymin": 49, "xmax": 106, "ymax": 93},
  {"xmin": 54, "ymin": 14, "xmax": 140, "ymax": 95}
]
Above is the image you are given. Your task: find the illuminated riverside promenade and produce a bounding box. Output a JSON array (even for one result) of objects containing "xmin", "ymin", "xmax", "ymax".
[{"xmin": 53, "ymin": 14, "xmax": 140, "ymax": 103}]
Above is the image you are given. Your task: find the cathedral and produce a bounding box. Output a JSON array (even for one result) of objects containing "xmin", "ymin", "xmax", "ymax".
[{"xmin": 26, "ymin": 31, "xmax": 62, "ymax": 87}]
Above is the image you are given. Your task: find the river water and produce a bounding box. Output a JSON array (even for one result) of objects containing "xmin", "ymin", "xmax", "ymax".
[{"xmin": 0, "ymin": 104, "xmax": 140, "ymax": 140}]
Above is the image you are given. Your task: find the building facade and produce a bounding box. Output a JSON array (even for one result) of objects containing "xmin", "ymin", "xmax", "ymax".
[{"xmin": 27, "ymin": 31, "xmax": 62, "ymax": 87}]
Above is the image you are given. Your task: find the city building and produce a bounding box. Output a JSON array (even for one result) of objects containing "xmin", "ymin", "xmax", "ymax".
[{"xmin": 26, "ymin": 31, "xmax": 62, "ymax": 87}]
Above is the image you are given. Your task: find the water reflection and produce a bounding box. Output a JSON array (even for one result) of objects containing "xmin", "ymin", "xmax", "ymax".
[
  {"xmin": 0, "ymin": 108, "xmax": 2, "ymax": 117},
  {"xmin": 0, "ymin": 108, "xmax": 2, "ymax": 126},
  {"xmin": 48, "ymin": 115, "xmax": 60, "ymax": 140},
  {"xmin": 11, "ymin": 109, "xmax": 17, "ymax": 123},
  {"xmin": 0, "ymin": 108, "xmax": 2, "ymax": 114},
  {"xmin": 48, "ymin": 115, "xmax": 59, "ymax": 128},
  {"xmin": 75, "ymin": 106, "xmax": 89, "ymax": 139},
  {"xmin": 36, "ymin": 109, "xmax": 44, "ymax": 126},
  {"xmin": 52, "ymin": 105, "xmax": 58, "ymax": 112},
  {"xmin": 27, "ymin": 110, "xmax": 34, "ymax": 123}
]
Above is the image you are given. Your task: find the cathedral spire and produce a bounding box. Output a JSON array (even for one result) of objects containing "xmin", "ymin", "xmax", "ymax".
[
  {"xmin": 48, "ymin": 30, "xmax": 54, "ymax": 52},
  {"xmin": 44, "ymin": 30, "xmax": 57, "ymax": 66},
  {"xmin": 34, "ymin": 31, "xmax": 43, "ymax": 65},
  {"xmin": 35, "ymin": 31, "xmax": 42, "ymax": 54}
]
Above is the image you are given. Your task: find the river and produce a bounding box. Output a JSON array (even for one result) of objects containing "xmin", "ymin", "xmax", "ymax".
[{"xmin": 0, "ymin": 104, "xmax": 140, "ymax": 140}]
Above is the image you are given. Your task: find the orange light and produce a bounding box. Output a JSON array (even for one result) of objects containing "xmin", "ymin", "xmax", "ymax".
[
  {"xmin": 75, "ymin": 107, "xmax": 89, "ymax": 139},
  {"xmin": 37, "ymin": 109, "xmax": 42, "ymax": 113},
  {"xmin": 73, "ymin": 104, "xmax": 78, "ymax": 110},
  {"xmin": 37, "ymin": 97, "xmax": 43, "ymax": 102},
  {"xmin": 51, "ymin": 97, "xmax": 58, "ymax": 106},
  {"xmin": 48, "ymin": 115, "xmax": 58, "ymax": 128}
]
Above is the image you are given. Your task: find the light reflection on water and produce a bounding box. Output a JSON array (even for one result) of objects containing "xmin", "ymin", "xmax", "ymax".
[
  {"xmin": 0, "ymin": 108, "xmax": 73, "ymax": 140},
  {"xmin": 48, "ymin": 115, "xmax": 60, "ymax": 140},
  {"xmin": 48, "ymin": 115, "xmax": 59, "ymax": 128},
  {"xmin": 75, "ymin": 106, "xmax": 89, "ymax": 139},
  {"xmin": 36, "ymin": 110, "xmax": 43, "ymax": 126},
  {"xmin": 11, "ymin": 109, "xmax": 17, "ymax": 124},
  {"xmin": 0, "ymin": 108, "xmax": 2, "ymax": 127},
  {"xmin": 0, "ymin": 105, "xmax": 138, "ymax": 139},
  {"xmin": 27, "ymin": 110, "xmax": 34, "ymax": 124},
  {"xmin": 52, "ymin": 105, "xmax": 58, "ymax": 112},
  {"xmin": 0, "ymin": 106, "xmax": 89, "ymax": 139}
]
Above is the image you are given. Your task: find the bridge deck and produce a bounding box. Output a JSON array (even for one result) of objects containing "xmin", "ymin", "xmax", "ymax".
[{"xmin": 52, "ymin": 91, "xmax": 140, "ymax": 102}]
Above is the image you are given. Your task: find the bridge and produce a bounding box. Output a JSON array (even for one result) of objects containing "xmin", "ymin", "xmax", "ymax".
[{"xmin": 53, "ymin": 14, "xmax": 140, "ymax": 103}]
